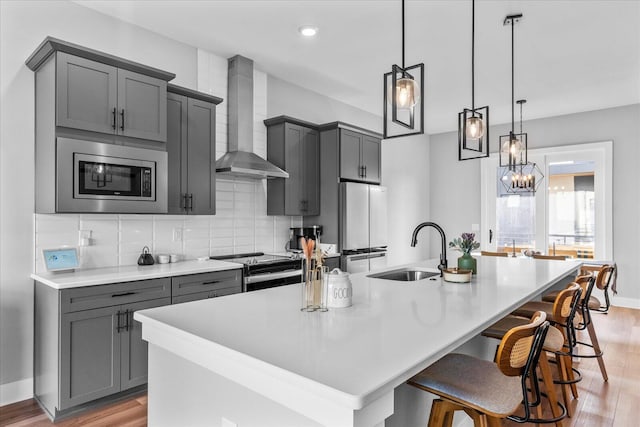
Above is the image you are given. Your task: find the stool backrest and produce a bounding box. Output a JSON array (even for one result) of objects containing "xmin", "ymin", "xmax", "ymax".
[
  {"xmin": 496, "ymin": 311, "xmax": 547, "ymax": 377},
  {"xmin": 552, "ymin": 283, "xmax": 581, "ymax": 321},
  {"xmin": 481, "ymin": 251, "xmax": 508, "ymax": 257},
  {"xmin": 596, "ymin": 265, "xmax": 615, "ymax": 290},
  {"xmin": 533, "ymin": 254, "xmax": 567, "ymax": 260}
]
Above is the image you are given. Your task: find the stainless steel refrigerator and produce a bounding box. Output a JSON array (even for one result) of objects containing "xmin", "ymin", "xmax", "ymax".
[{"xmin": 340, "ymin": 182, "xmax": 388, "ymax": 273}]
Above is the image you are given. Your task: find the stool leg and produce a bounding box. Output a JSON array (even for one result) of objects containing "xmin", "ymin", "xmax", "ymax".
[
  {"xmin": 556, "ymin": 353, "xmax": 573, "ymax": 417},
  {"xmin": 586, "ymin": 321, "xmax": 609, "ymax": 381},
  {"xmin": 539, "ymin": 352, "xmax": 564, "ymax": 427},
  {"xmin": 462, "ymin": 408, "xmax": 489, "ymax": 427},
  {"xmin": 566, "ymin": 356, "xmax": 579, "ymax": 399},
  {"xmin": 428, "ymin": 399, "xmax": 457, "ymax": 427}
]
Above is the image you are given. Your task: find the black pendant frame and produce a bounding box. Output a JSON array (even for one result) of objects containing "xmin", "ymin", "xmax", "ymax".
[
  {"xmin": 383, "ymin": 63, "xmax": 425, "ymax": 139},
  {"xmin": 458, "ymin": 106, "xmax": 490, "ymax": 160},
  {"xmin": 499, "ymin": 131, "xmax": 528, "ymax": 171}
]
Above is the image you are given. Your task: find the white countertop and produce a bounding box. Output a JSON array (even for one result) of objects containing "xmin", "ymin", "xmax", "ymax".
[
  {"xmin": 135, "ymin": 256, "xmax": 581, "ymax": 412},
  {"xmin": 31, "ymin": 259, "xmax": 243, "ymax": 289}
]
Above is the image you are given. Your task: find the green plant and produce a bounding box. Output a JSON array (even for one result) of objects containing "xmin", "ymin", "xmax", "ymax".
[{"xmin": 449, "ymin": 233, "xmax": 480, "ymax": 254}]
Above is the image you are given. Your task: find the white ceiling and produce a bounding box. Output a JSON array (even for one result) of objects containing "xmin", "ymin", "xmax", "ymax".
[{"xmin": 76, "ymin": 0, "xmax": 640, "ymax": 134}]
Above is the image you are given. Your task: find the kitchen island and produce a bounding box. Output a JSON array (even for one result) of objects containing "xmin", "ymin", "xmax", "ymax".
[{"xmin": 135, "ymin": 256, "xmax": 581, "ymax": 427}]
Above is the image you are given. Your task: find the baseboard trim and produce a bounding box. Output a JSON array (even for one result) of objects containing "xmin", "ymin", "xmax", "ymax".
[
  {"xmin": 0, "ymin": 377, "xmax": 33, "ymax": 406},
  {"xmin": 612, "ymin": 296, "xmax": 640, "ymax": 309}
]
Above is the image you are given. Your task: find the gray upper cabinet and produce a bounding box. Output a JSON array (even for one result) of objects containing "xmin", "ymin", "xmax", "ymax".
[
  {"xmin": 361, "ymin": 135, "xmax": 381, "ymax": 183},
  {"xmin": 339, "ymin": 129, "xmax": 381, "ymax": 184},
  {"xmin": 27, "ymin": 37, "xmax": 175, "ymax": 145},
  {"xmin": 339, "ymin": 130, "xmax": 362, "ymax": 182},
  {"xmin": 265, "ymin": 116, "xmax": 320, "ymax": 216},
  {"xmin": 117, "ymin": 69, "xmax": 167, "ymax": 142},
  {"xmin": 56, "ymin": 52, "xmax": 118, "ymax": 134},
  {"xmin": 166, "ymin": 85, "xmax": 222, "ymax": 215},
  {"xmin": 56, "ymin": 53, "xmax": 167, "ymax": 142}
]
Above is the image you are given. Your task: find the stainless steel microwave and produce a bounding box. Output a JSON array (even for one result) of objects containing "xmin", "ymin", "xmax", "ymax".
[{"xmin": 55, "ymin": 138, "xmax": 167, "ymax": 213}]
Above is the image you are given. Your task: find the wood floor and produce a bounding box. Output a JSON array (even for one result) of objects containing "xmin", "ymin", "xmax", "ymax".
[{"xmin": 1, "ymin": 306, "xmax": 638, "ymax": 427}]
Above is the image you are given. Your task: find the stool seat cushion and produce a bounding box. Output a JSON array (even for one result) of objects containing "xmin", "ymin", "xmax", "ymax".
[
  {"xmin": 483, "ymin": 315, "xmax": 564, "ymax": 352},
  {"xmin": 588, "ymin": 295, "xmax": 602, "ymax": 310},
  {"xmin": 512, "ymin": 301, "xmax": 556, "ymax": 322},
  {"xmin": 542, "ymin": 290, "xmax": 559, "ymax": 303},
  {"xmin": 408, "ymin": 353, "xmax": 522, "ymax": 418}
]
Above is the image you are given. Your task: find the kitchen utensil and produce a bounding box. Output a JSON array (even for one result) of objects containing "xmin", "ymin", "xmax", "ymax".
[
  {"xmin": 170, "ymin": 254, "xmax": 179, "ymax": 263},
  {"xmin": 137, "ymin": 246, "xmax": 155, "ymax": 266},
  {"xmin": 157, "ymin": 254, "xmax": 170, "ymax": 264},
  {"xmin": 326, "ymin": 268, "xmax": 352, "ymax": 308},
  {"xmin": 442, "ymin": 268, "xmax": 472, "ymax": 283}
]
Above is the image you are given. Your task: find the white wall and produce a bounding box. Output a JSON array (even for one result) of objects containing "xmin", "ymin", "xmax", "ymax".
[
  {"xmin": 267, "ymin": 74, "xmax": 381, "ymax": 132},
  {"xmin": 382, "ymin": 135, "xmax": 431, "ymax": 266},
  {"xmin": 429, "ymin": 104, "xmax": 640, "ymax": 305}
]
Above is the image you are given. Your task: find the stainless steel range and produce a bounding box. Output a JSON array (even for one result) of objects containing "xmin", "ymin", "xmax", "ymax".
[{"xmin": 210, "ymin": 252, "xmax": 302, "ymax": 292}]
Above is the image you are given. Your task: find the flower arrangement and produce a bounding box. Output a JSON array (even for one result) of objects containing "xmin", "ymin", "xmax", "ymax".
[{"xmin": 449, "ymin": 233, "xmax": 480, "ymax": 255}]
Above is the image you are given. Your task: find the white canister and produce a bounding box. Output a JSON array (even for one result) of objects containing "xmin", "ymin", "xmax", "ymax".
[{"xmin": 326, "ymin": 268, "xmax": 353, "ymax": 308}]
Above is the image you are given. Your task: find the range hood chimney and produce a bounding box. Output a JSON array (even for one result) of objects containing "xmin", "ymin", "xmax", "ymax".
[{"xmin": 215, "ymin": 55, "xmax": 288, "ymax": 179}]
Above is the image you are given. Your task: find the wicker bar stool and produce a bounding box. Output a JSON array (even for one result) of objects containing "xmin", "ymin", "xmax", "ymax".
[
  {"xmin": 483, "ymin": 312, "xmax": 571, "ymax": 426},
  {"xmin": 408, "ymin": 312, "xmax": 550, "ymax": 427},
  {"xmin": 511, "ymin": 283, "xmax": 582, "ymax": 415},
  {"xmin": 544, "ymin": 271, "xmax": 610, "ymax": 382}
]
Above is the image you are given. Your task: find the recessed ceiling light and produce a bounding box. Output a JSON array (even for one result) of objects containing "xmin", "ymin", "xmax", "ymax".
[{"xmin": 298, "ymin": 26, "xmax": 318, "ymax": 37}]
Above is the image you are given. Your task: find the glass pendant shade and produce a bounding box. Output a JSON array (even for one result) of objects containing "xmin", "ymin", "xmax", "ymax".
[
  {"xmin": 465, "ymin": 116, "xmax": 485, "ymax": 139},
  {"xmin": 395, "ymin": 77, "xmax": 420, "ymax": 109},
  {"xmin": 499, "ymin": 132, "xmax": 527, "ymax": 169}
]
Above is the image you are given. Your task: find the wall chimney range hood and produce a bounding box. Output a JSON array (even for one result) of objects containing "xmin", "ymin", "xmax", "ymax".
[{"xmin": 215, "ymin": 55, "xmax": 288, "ymax": 179}]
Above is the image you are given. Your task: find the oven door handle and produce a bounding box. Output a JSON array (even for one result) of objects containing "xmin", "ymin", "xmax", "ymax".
[{"xmin": 245, "ymin": 269, "xmax": 302, "ymax": 284}]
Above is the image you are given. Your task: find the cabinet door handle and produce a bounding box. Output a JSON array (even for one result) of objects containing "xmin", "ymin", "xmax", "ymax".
[
  {"xmin": 363, "ymin": 165, "xmax": 367, "ymax": 178},
  {"xmin": 182, "ymin": 194, "xmax": 187, "ymax": 211},
  {"xmin": 112, "ymin": 291, "xmax": 136, "ymax": 298},
  {"xmin": 186, "ymin": 194, "xmax": 193, "ymax": 211},
  {"xmin": 489, "ymin": 229, "xmax": 493, "ymax": 244},
  {"xmin": 201, "ymin": 280, "xmax": 220, "ymax": 286},
  {"xmin": 112, "ymin": 108, "xmax": 117, "ymax": 130},
  {"xmin": 116, "ymin": 310, "xmax": 125, "ymax": 333},
  {"xmin": 120, "ymin": 109, "xmax": 125, "ymax": 131}
]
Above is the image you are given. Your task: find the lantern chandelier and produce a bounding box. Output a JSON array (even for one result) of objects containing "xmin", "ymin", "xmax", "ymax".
[{"xmin": 500, "ymin": 99, "xmax": 544, "ymax": 194}]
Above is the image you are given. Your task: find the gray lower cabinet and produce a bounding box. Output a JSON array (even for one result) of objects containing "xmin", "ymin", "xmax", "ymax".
[
  {"xmin": 167, "ymin": 85, "xmax": 223, "ymax": 214},
  {"xmin": 171, "ymin": 269, "xmax": 243, "ymax": 303},
  {"xmin": 35, "ymin": 278, "xmax": 171, "ymax": 419},
  {"xmin": 265, "ymin": 116, "xmax": 320, "ymax": 216},
  {"xmin": 55, "ymin": 52, "xmax": 167, "ymax": 142}
]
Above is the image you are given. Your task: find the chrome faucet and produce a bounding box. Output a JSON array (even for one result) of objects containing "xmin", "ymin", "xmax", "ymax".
[{"xmin": 410, "ymin": 222, "xmax": 448, "ymax": 275}]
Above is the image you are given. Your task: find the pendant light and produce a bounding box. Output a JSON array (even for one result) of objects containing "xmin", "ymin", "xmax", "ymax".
[
  {"xmin": 499, "ymin": 99, "xmax": 544, "ymax": 194},
  {"xmin": 383, "ymin": 0, "xmax": 424, "ymax": 139},
  {"xmin": 499, "ymin": 14, "xmax": 527, "ymax": 171},
  {"xmin": 458, "ymin": 0, "xmax": 490, "ymax": 161}
]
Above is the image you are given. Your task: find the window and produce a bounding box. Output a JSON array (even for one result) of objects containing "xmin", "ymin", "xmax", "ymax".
[{"xmin": 481, "ymin": 142, "xmax": 612, "ymax": 259}]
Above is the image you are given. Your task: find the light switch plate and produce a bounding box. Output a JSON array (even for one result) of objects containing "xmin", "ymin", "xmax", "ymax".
[{"xmin": 173, "ymin": 227, "xmax": 183, "ymax": 242}]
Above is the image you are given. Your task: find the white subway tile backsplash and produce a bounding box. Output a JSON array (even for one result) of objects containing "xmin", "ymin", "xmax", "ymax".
[{"xmin": 78, "ymin": 245, "xmax": 118, "ymax": 269}]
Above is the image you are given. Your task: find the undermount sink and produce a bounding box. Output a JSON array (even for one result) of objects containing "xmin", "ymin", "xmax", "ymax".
[{"xmin": 368, "ymin": 268, "xmax": 440, "ymax": 282}]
